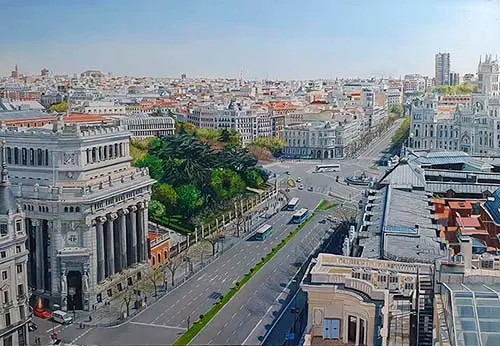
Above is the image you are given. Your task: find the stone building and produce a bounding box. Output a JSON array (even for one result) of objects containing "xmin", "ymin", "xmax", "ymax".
[
  {"xmin": 0, "ymin": 115, "xmax": 155, "ymax": 311},
  {"xmin": 0, "ymin": 143, "xmax": 30, "ymax": 345}
]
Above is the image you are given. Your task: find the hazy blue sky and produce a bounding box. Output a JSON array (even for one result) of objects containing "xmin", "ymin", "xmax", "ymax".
[{"xmin": 1, "ymin": 0, "xmax": 499, "ymax": 79}]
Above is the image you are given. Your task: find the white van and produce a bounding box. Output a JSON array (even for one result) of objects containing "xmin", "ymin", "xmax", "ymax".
[{"xmin": 52, "ymin": 310, "xmax": 73, "ymax": 325}]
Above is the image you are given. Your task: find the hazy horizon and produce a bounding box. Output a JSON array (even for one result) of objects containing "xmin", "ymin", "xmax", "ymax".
[{"xmin": 1, "ymin": 0, "xmax": 500, "ymax": 79}]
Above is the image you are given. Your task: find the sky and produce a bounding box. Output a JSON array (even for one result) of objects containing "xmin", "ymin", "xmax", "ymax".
[{"xmin": 1, "ymin": 0, "xmax": 500, "ymax": 79}]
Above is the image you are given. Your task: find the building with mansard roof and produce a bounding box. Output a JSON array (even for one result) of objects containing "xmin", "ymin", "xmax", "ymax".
[{"xmin": 0, "ymin": 115, "xmax": 155, "ymax": 311}]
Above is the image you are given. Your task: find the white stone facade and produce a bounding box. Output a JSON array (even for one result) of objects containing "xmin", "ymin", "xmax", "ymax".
[
  {"xmin": 120, "ymin": 116, "xmax": 175, "ymax": 139},
  {"xmin": 283, "ymin": 122, "xmax": 344, "ymax": 159},
  {"xmin": 0, "ymin": 117, "xmax": 155, "ymax": 311}
]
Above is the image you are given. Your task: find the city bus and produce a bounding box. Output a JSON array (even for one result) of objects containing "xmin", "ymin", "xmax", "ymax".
[
  {"xmin": 255, "ymin": 224, "xmax": 273, "ymax": 241},
  {"xmin": 292, "ymin": 208, "xmax": 310, "ymax": 224},
  {"xmin": 287, "ymin": 197, "xmax": 300, "ymax": 211},
  {"xmin": 315, "ymin": 163, "xmax": 341, "ymax": 173}
]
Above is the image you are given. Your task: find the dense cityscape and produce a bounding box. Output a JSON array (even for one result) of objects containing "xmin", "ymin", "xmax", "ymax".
[{"xmin": 2, "ymin": 1, "xmax": 500, "ymax": 346}]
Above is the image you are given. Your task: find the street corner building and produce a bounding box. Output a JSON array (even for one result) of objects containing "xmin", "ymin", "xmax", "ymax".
[
  {"xmin": 0, "ymin": 115, "xmax": 156, "ymax": 312},
  {"xmin": 0, "ymin": 143, "xmax": 30, "ymax": 345}
]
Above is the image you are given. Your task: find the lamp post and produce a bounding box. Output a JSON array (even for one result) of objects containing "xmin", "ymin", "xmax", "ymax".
[{"xmin": 68, "ymin": 287, "xmax": 76, "ymax": 321}]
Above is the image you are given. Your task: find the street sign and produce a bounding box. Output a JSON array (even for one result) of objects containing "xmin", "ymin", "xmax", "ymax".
[{"xmin": 285, "ymin": 333, "xmax": 295, "ymax": 341}]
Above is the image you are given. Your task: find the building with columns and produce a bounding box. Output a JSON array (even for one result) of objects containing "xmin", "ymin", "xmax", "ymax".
[
  {"xmin": 0, "ymin": 115, "xmax": 155, "ymax": 311},
  {"xmin": 0, "ymin": 144, "xmax": 30, "ymax": 346}
]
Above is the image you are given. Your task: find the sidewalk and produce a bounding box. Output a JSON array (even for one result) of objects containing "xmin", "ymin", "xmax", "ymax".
[{"xmin": 76, "ymin": 194, "xmax": 283, "ymax": 327}]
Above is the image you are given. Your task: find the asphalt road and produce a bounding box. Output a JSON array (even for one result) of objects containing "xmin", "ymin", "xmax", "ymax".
[
  {"xmin": 58, "ymin": 190, "xmax": 322, "ymax": 345},
  {"xmin": 191, "ymin": 213, "xmax": 332, "ymax": 345}
]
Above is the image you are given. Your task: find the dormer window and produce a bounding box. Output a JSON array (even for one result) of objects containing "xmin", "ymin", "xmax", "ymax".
[{"xmin": 15, "ymin": 220, "xmax": 22, "ymax": 235}]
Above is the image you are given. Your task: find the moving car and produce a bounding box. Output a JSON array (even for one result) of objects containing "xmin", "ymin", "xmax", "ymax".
[
  {"xmin": 298, "ymin": 184, "xmax": 304, "ymax": 190},
  {"xmin": 296, "ymin": 177, "xmax": 302, "ymax": 182},
  {"xmin": 33, "ymin": 309, "xmax": 51, "ymax": 319},
  {"xmin": 52, "ymin": 310, "xmax": 73, "ymax": 325},
  {"xmin": 307, "ymin": 186, "xmax": 313, "ymax": 191}
]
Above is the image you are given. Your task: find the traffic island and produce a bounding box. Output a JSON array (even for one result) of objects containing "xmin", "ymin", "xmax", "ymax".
[{"xmin": 173, "ymin": 213, "xmax": 316, "ymax": 346}]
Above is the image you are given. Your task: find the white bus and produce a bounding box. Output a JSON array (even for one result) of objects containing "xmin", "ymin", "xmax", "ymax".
[
  {"xmin": 255, "ymin": 224, "xmax": 273, "ymax": 240},
  {"xmin": 292, "ymin": 208, "xmax": 310, "ymax": 224},
  {"xmin": 287, "ymin": 197, "xmax": 300, "ymax": 211},
  {"xmin": 315, "ymin": 163, "xmax": 341, "ymax": 173}
]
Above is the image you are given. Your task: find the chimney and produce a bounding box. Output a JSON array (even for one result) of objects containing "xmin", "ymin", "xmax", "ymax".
[{"xmin": 461, "ymin": 238, "xmax": 473, "ymax": 270}]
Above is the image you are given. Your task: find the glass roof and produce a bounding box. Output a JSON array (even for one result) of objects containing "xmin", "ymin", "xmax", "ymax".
[{"xmin": 447, "ymin": 283, "xmax": 500, "ymax": 346}]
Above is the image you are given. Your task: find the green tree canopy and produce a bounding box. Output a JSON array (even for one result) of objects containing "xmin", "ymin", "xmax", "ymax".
[
  {"xmin": 389, "ymin": 104, "xmax": 403, "ymax": 117},
  {"xmin": 244, "ymin": 168, "xmax": 265, "ymax": 188},
  {"xmin": 218, "ymin": 128, "xmax": 242, "ymax": 147},
  {"xmin": 433, "ymin": 84, "xmax": 477, "ymax": 95},
  {"xmin": 49, "ymin": 101, "xmax": 68, "ymax": 113},
  {"xmin": 253, "ymin": 137, "xmax": 287, "ymax": 155},
  {"xmin": 210, "ymin": 169, "xmax": 246, "ymax": 200},
  {"xmin": 135, "ymin": 154, "xmax": 164, "ymax": 181},
  {"xmin": 149, "ymin": 200, "xmax": 166, "ymax": 219},
  {"xmin": 153, "ymin": 184, "xmax": 178, "ymax": 215},
  {"xmin": 176, "ymin": 184, "xmax": 204, "ymax": 216}
]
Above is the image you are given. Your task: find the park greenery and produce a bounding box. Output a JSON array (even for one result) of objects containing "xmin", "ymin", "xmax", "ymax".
[
  {"xmin": 173, "ymin": 212, "xmax": 316, "ymax": 346},
  {"xmin": 49, "ymin": 101, "xmax": 69, "ymax": 113},
  {"xmin": 433, "ymin": 84, "xmax": 477, "ymax": 95},
  {"xmin": 132, "ymin": 129, "xmax": 270, "ymax": 231},
  {"xmin": 388, "ymin": 104, "xmax": 404, "ymax": 117}
]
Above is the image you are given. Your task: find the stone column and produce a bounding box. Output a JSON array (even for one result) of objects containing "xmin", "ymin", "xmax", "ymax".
[
  {"xmin": 105, "ymin": 213, "xmax": 118, "ymax": 277},
  {"xmin": 118, "ymin": 209, "xmax": 129, "ymax": 271},
  {"xmin": 128, "ymin": 206, "xmax": 138, "ymax": 266},
  {"xmin": 33, "ymin": 219, "xmax": 44, "ymax": 291},
  {"xmin": 137, "ymin": 203, "xmax": 146, "ymax": 263},
  {"xmin": 96, "ymin": 217, "xmax": 106, "ymax": 283}
]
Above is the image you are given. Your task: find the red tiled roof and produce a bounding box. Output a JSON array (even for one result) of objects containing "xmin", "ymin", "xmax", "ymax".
[{"xmin": 449, "ymin": 201, "xmax": 472, "ymax": 210}]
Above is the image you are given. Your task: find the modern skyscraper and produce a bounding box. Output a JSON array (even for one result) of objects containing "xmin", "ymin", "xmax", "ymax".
[{"xmin": 435, "ymin": 52, "xmax": 450, "ymax": 86}]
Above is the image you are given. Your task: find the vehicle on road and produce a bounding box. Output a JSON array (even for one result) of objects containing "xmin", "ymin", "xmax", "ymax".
[
  {"xmin": 292, "ymin": 208, "xmax": 310, "ymax": 224},
  {"xmin": 307, "ymin": 186, "xmax": 313, "ymax": 191},
  {"xmin": 287, "ymin": 197, "xmax": 300, "ymax": 211},
  {"xmin": 298, "ymin": 184, "xmax": 304, "ymax": 190},
  {"xmin": 33, "ymin": 309, "xmax": 51, "ymax": 319},
  {"xmin": 255, "ymin": 224, "xmax": 273, "ymax": 240},
  {"xmin": 52, "ymin": 310, "xmax": 73, "ymax": 325},
  {"xmin": 28, "ymin": 322, "xmax": 37, "ymax": 332},
  {"xmin": 319, "ymin": 219, "xmax": 326, "ymax": 224},
  {"xmin": 315, "ymin": 163, "xmax": 341, "ymax": 173},
  {"xmin": 296, "ymin": 177, "xmax": 302, "ymax": 182}
]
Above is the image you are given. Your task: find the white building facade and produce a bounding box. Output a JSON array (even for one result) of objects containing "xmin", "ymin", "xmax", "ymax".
[{"xmin": 0, "ymin": 117, "xmax": 155, "ymax": 311}]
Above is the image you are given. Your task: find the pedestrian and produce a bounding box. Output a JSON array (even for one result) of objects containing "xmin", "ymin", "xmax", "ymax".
[{"xmin": 144, "ymin": 296, "xmax": 148, "ymax": 304}]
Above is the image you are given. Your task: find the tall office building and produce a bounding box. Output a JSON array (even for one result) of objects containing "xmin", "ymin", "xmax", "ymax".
[{"xmin": 435, "ymin": 52, "xmax": 450, "ymax": 86}]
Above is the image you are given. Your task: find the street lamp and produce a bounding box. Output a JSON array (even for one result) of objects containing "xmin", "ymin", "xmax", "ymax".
[{"xmin": 68, "ymin": 287, "xmax": 76, "ymax": 321}]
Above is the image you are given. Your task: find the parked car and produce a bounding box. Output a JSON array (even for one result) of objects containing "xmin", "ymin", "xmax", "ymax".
[
  {"xmin": 33, "ymin": 309, "xmax": 52, "ymax": 319},
  {"xmin": 298, "ymin": 184, "xmax": 304, "ymax": 190},
  {"xmin": 308, "ymin": 186, "xmax": 313, "ymax": 191},
  {"xmin": 52, "ymin": 310, "xmax": 73, "ymax": 325},
  {"xmin": 319, "ymin": 219, "xmax": 326, "ymax": 224},
  {"xmin": 296, "ymin": 177, "xmax": 302, "ymax": 182},
  {"xmin": 28, "ymin": 322, "xmax": 37, "ymax": 332}
]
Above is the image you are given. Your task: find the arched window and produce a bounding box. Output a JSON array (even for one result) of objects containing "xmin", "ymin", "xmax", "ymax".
[
  {"xmin": 29, "ymin": 148, "xmax": 35, "ymax": 165},
  {"xmin": 5, "ymin": 147, "xmax": 11, "ymax": 164},
  {"xmin": 114, "ymin": 144, "xmax": 119, "ymax": 158},
  {"xmin": 75, "ymin": 207, "xmax": 80, "ymax": 212},
  {"xmin": 164, "ymin": 250, "xmax": 168, "ymax": 260},
  {"xmin": 69, "ymin": 207, "xmax": 74, "ymax": 212},
  {"xmin": 92, "ymin": 147, "xmax": 97, "ymax": 162},
  {"xmin": 21, "ymin": 148, "xmax": 27, "ymax": 165},
  {"xmin": 64, "ymin": 207, "xmax": 68, "ymax": 212},
  {"xmin": 37, "ymin": 149, "xmax": 43, "ymax": 166},
  {"xmin": 157, "ymin": 253, "xmax": 161, "ymax": 264},
  {"xmin": 45, "ymin": 149, "xmax": 49, "ymax": 166},
  {"xmin": 86, "ymin": 148, "xmax": 91, "ymax": 164},
  {"xmin": 152, "ymin": 256, "xmax": 155, "ymax": 266}
]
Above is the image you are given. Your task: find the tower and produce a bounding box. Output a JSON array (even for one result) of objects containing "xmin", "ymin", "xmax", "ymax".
[{"xmin": 435, "ymin": 53, "xmax": 450, "ymax": 86}]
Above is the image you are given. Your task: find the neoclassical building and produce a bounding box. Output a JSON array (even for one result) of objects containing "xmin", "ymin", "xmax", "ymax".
[
  {"xmin": 0, "ymin": 144, "xmax": 30, "ymax": 345},
  {"xmin": 0, "ymin": 115, "xmax": 155, "ymax": 311}
]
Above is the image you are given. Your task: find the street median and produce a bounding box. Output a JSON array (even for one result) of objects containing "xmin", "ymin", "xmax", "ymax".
[{"xmin": 173, "ymin": 213, "xmax": 316, "ymax": 345}]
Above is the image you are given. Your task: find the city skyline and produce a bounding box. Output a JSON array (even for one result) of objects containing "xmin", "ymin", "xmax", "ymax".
[{"xmin": 1, "ymin": 0, "xmax": 500, "ymax": 79}]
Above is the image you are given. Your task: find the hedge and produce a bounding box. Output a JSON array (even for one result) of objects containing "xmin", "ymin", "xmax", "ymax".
[{"xmin": 173, "ymin": 213, "xmax": 316, "ymax": 345}]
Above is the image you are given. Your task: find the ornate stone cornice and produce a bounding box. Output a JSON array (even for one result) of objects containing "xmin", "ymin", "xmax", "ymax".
[
  {"xmin": 128, "ymin": 205, "xmax": 138, "ymax": 212},
  {"xmin": 107, "ymin": 212, "xmax": 118, "ymax": 220}
]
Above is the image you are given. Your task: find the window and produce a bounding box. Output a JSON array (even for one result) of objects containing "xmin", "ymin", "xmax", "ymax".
[
  {"xmin": 0, "ymin": 224, "xmax": 7, "ymax": 237},
  {"xmin": 348, "ymin": 315, "xmax": 357, "ymax": 343},
  {"xmin": 360, "ymin": 319, "xmax": 367, "ymax": 345},
  {"xmin": 96, "ymin": 294, "xmax": 102, "ymax": 303},
  {"xmin": 16, "ymin": 264, "xmax": 22, "ymax": 274},
  {"xmin": 127, "ymin": 277, "xmax": 133, "ymax": 286},
  {"xmin": 17, "ymin": 284, "xmax": 24, "ymax": 296},
  {"xmin": 4, "ymin": 291, "xmax": 9, "ymax": 304},
  {"xmin": 405, "ymin": 282, "xmax": 414, "ymax": 290},
  {"xmin": 0, "ymin": 252, "xmax": 5, "ymax": 258},
  {"xmin": 15, "ymin": 246, "xmax": 21, "ymax": 253},
  {"xmin": 19, "ymin": 305, "xmax": 25, "ymax": 320},
  {"xmin": 2, "ymin": 271, "xmax": 7, "ymax": 280},
  {"xmin": 18, "ymin": 325, "xmax": 26, "ymax": 346},
  {"xmin": 107, "ymin": 289, "xmax": 113, "ymax": 297}
]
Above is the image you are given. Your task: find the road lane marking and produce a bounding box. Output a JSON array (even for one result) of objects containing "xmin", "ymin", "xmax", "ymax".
[
  {"xmin": 232, "ymin": 312, "xmax": 237, "ymax": 318},
  {"xmin": 196, "ymin": 273, "xmax": 207, "ymax": 281},
  {"xmin": 224, "ymin": 322, "xmax": 229, "ymax": 328},
  {"xmin": 217, "ymin": 330, "xmax": 222, "ymax": 336},
  {"xmin": 45, "ymin": 324, "xmax": 62, "ymax": 333},
  {"xmin": 70, "ymin": 326, "xmax": 94, "ymax": 344},
  {"xmin": 130, "ymin": 321, "xmax": 187, "ymax": 331}
]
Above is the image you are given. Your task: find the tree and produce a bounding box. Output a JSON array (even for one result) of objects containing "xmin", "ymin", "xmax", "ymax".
[
  {"xmin": 49, "ymin": 101, "xmax": 68, "ymax": 113},
  {"xmin": 253, "ymin": 137, "xmax": 287, "ymax": 155},
  {"xmin": 153, "ymin": 184, "xmax": 177, "ymax": 216},
  {"xmin": 149, "ymin": 200, "xmax": 166, "ymax": 221},
  {"xmin": 218, "ymin": 128, "xmax": 242, "ymax": 147},
  {"xmin": 244, "ymin": 168, "xmax": 265, "ymax": 188},
  {"xmin": 210, "ymin": 169, "xmax": 246, "ymax": 201},
  {"xmin": 164, "ymin": 255, "xmax": 183, "ymax": 287},
  {"xmin": 247, "ymin": 144, "xmax": 273, "ymax": 161},
  {"xmin": 145, "ymin": 266, "xmax": 164, "ymax": 297},
  {"xmin": 135, "ymin": 154, "xmax": 164, "ymax": 181},
  {"xmin": 120, "ymin": 284, "xmax": 136, "ymax": 318},
  {"xmin": 388, "ymin": 104, "xmax": 403, "ymax": 117},
  {"xmin": 204, "ymin": 232, "xmax": 221, "ymax": 256},
  {"xmin": 176, "ymin": 184, "xmax": 203, "ymax": 217}
]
